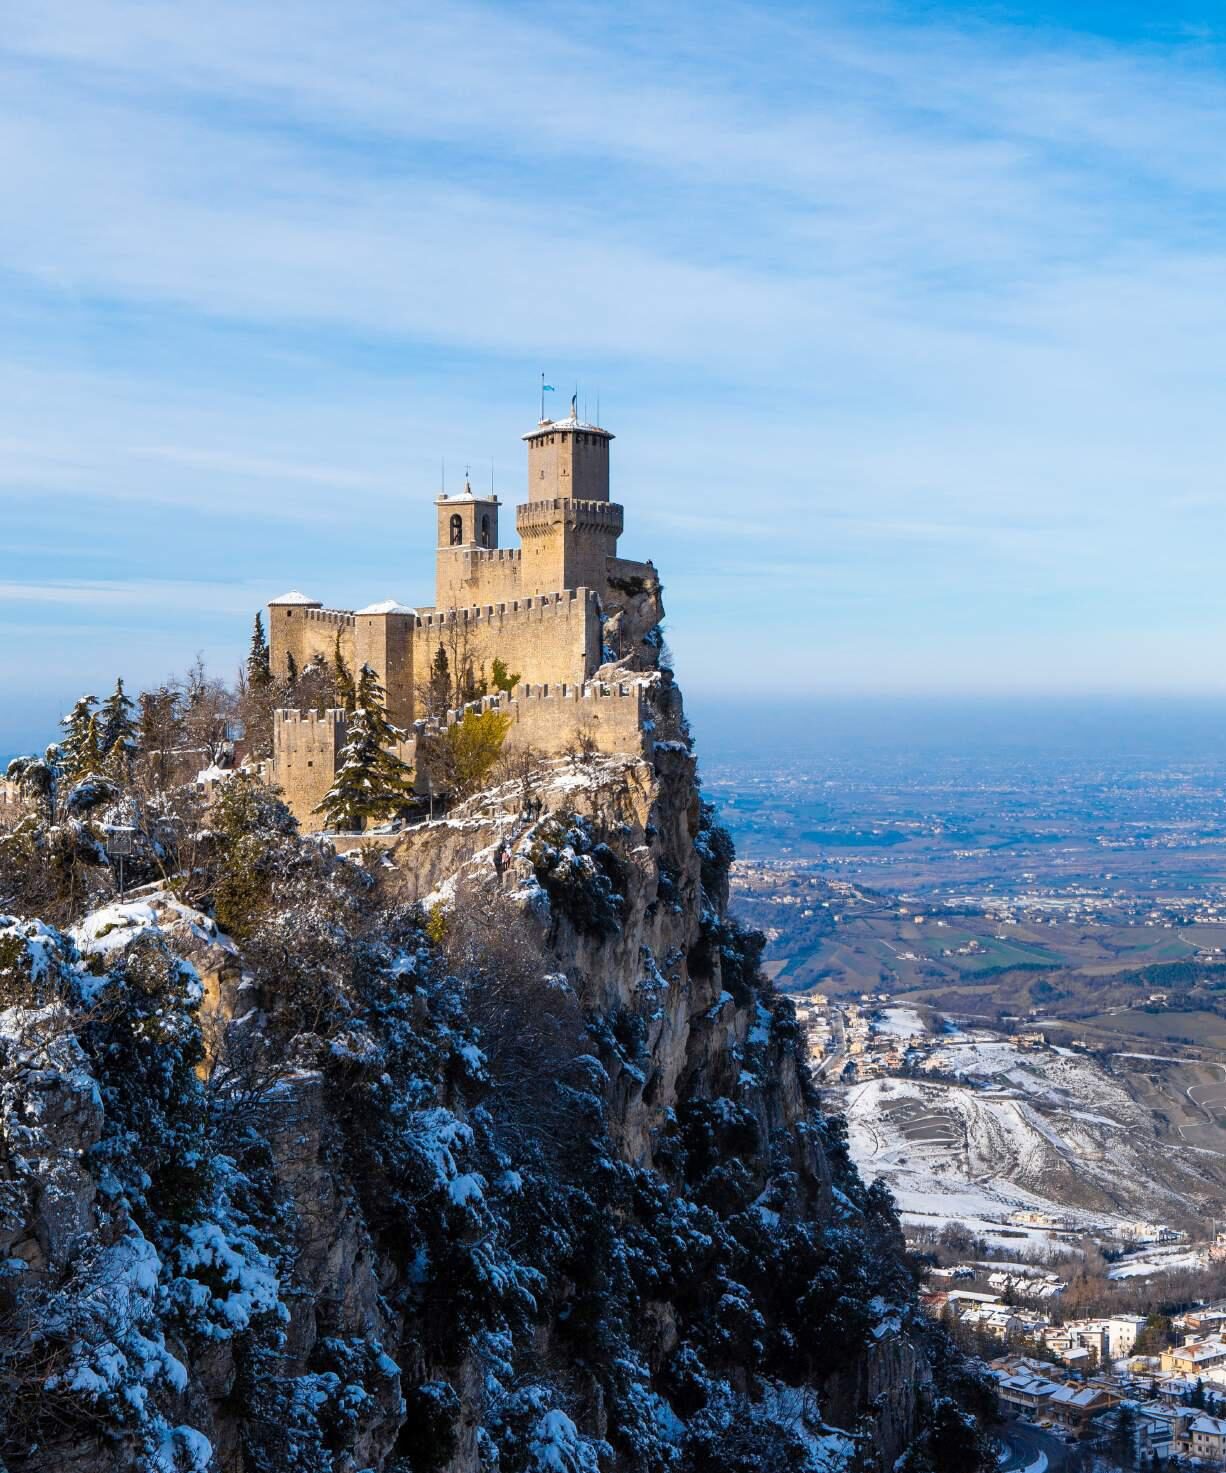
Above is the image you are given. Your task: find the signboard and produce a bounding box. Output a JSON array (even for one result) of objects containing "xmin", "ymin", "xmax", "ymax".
[{"xmin": 105, "ymin": 827, "xmax": 135, "ymax": 857}]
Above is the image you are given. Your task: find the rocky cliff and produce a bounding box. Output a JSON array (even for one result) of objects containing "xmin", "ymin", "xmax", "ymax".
[{"xmin": 0, "ymin": 679, "xmax": 993, "ymax": 1473}]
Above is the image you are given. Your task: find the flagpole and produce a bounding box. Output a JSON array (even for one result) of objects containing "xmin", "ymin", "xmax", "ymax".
[{"xmin": 540, "ymin": 372, "xmax": 544, "ymax": 422}]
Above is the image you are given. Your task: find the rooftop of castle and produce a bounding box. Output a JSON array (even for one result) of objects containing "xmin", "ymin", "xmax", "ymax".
[
  {"xmin": 354, "ymin": 599, "xmax": 418, "ymax": 616},
  {"xmin": 436, "ymin": 477, "xmax": 499, "ymax": 504},
  {"xmin": 523, "ymin": 411, "xmax": 613, "ymax": 441},
  {"xmin": 269, "ymin": 590, "xmax": 321, "ymax": 606}
]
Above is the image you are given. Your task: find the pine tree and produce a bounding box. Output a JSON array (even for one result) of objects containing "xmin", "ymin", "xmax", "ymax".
[
  {"xmin": 60, "ymin": 695, "xmax": 98, "ymax": 778},
  {"xmin": 355, "ymin": 663, "xmax": 404, "ymax": 746},
  {"xmin": 285, "ymin": 651, "xmax": 298, "ymax": 688},
  {"xmin": 315, "ymin": 707, "xmax": 412, "ymax": 832},
  {"xmin": 247, "ymin": 613, "xmax": 272, "ymax": 690},
  {"xmin": 78, "ymin": 715, "xmax": 103, "ymax": 777},
  {"xmin": 423, "ymin": 642, "xmax": 451, "ymax": 718},
  {"xmin": 6, "ymin": 753, "xmax": 57, "ymax": 819},
  {"xmin": 334, "ymin": 630, "xmax": 356, "ymax": 712},
  {"xmin": 98, "ymin": 677, "xmax": 137, "ymax": 756}
]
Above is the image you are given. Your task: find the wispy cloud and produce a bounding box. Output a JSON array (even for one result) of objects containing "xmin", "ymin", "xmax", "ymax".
[{"xmin": 3, "ymin": 0, "xmax": 1226, "ymax": 740}]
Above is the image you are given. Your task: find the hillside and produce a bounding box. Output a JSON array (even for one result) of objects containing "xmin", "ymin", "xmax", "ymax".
[
  {"xmin": 0, "ymin": 697, "xmax": 994, "ymax": 1471},
  {"xmin": 825, "ymin": 1016, "xmax": 1226, "ymax": 1256}
]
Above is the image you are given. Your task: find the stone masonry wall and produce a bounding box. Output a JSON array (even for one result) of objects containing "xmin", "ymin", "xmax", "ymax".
[
  {"xmin": 411, "ymin": 589, "xmax": 600, "ymax": 698},
  {"xmin": 435, "ymin": 546, "xmax": 524, "ymax": 611},
  {"xmin": 270, "ymin": 679, "xmax": 651, "ymax": 831},
  {"xmin": 271, "ymin": 709, "xmax": 347, "ymax": 828},
  {"xmin": 269, "ymin": 606, "xmax": 355, "ymax": 681},
  {"xmin": 433, "ymin": 680, "xmax": 653, "ymax": 763}
]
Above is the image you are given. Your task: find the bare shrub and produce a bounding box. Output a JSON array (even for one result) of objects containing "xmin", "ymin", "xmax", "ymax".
[{"xmin": 442, "ymin": 883, "xmax": 587, "ymax": 1155}]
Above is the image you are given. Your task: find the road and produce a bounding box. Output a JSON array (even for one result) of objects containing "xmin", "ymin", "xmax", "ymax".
[{"xmin": 998, "ymin": 1418, "xmax": 1071, "ymax": 1473}]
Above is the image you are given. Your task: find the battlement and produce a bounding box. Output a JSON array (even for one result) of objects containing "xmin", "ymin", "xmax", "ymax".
[
  {"xmin": 516, "ymin": 498, "xmax": 624, "ymax": 538},
  {"xmin": 414, "ymin": 587, "xmax": 595, "ymax": 631},
  {"xmin": 422, "ymin": 676, "xmax": 653, "ymax": 761},
  {"xmin": 450, "ymin": 547, "xmax": 522, "ymax": 567},
  {"xmin": 274, "ymin": 708, "xmax": 348, "ymax": 731},
  {"xmin": 301, "ymin": 607, "xmax": 355, "ymax": 628}
]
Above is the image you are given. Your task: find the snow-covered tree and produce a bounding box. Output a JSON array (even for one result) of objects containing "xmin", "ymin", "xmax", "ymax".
[
  {"xmin": 314, "ymin": 673, "xmax": 410, "ymax": 832},
  {"xmin": 314, "ymin": 706, "xmax": 412, "ymax": 831},
  {"xmin": 355, "ymin": 663, "xmax": 403, "ymax": 747},
  {"xmin": 98, "ymin": 677, "xmax": 137, "ymax": 758},
  {"xmin": 5, "ymin": 751, "xmax": 58, "ymax": 819},
  {"xmin": 58, "ymin": 698, "xmax": 99, "ymax": 783},
  {"xmin": 79, "ymin": 715, "xmax": 102, "ymax": 777}
]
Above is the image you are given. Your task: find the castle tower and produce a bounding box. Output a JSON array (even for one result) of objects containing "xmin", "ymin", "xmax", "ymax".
[
  {"xmin": 353, "ymin": 601, "xmax": 417, "ymax": 731},
  {"xmin": 517, "ymin": 404, "xmax": 623, "ymax": 594},
  {"xmin": 434, "ymin": 477, "xmax": 502, "ymax": 608},
  {"xmin": 524, "ymin": 402, "xmax": 613, "ymax": 502},
  {"xmin": 435, "ymin": 478, "xmax": 500, "ymax": 552},
  {"xmin": 268, "ymin": 590, "xmax": 323, "ymax": 679}
]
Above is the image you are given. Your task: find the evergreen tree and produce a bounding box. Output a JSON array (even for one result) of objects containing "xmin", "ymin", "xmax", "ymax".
[
  {"xmin": 314, "ymin": 707, "xmax": 412, "ymax": 832},
  {"xmin": 103, "ymin": 733, "xmax": 132, "ymax": 787},
  {"xmin": 355, "ymin": 663, "xmax": 404, "ymax": 747},
  {"xmin": 247, "ymin": 613, "xmax": 272, "ymax": 690},
  {"xmin": 59, "ymin": 695, "xmax": 98, "ymax": 778},
  {"xmin": 422, "ymin": 643, "xmax": 451, "ymax": 718},
  {"xmin": 1112, "ymin": 1402, "xmax": 1136, "ymax": 1468},
  {"xmin": 334, "ymin": 631, "xmax": 356, "ymax": 713},
  {"xmin": 98, "ymin": 677, "xmax": 137, "ymax": 756},
  {"xmin": 491, "ymin": 657, "xmax": 520, "ymax": 695},
  {"xmin": 77, "ymin": 715, "xmax": 103, "ymax": 778},
  {"xmin": 285, "ymin": 651, "xmax": 298, "ymax": 688},
  {"xmin": 5, "ymin": 752, "xmax": 58, "ymax": 820}
]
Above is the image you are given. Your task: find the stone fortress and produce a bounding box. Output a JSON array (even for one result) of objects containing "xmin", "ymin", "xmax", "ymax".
[{"xmin": 268, "ymin": 404, "xmax": 670, "ymax": 829}]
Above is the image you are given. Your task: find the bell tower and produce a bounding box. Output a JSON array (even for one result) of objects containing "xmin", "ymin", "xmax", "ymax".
[
  {"xmin": 434, "ymin": 477, "xmax": 501, "ymax": 607},
  {"xmin": 435, "ymin": 478, "xmax": 499, "ymax": 552}
]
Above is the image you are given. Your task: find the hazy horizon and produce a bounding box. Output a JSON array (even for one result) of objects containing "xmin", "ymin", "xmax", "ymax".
[{"xmin": 11, "ymin": 689, "xmax": 1226, "ymax": 774}]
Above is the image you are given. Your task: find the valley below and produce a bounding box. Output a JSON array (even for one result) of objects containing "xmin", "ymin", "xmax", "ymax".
[{"xmin": 698, "ymin": 702, "xmax": 1226, "ymax": 1268}]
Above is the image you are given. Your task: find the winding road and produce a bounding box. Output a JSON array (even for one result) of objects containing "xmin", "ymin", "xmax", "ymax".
[{"xmin": 998, "ymin": 1418, "xmax": 1069, "ymax": 1472}]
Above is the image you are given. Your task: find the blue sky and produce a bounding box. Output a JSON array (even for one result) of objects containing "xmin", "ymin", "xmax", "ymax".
[{"xmin": 5, "ymin": 0, "xmax": 1226, "ymax": 754}]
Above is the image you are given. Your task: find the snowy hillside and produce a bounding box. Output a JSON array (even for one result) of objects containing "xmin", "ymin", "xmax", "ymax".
[{"xmin": 838, "ymin": 1032, "xmax": 1226, "ymax": 1246}]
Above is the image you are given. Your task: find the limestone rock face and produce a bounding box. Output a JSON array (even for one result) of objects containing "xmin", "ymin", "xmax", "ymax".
[
  {"xmin": 600, "ymin": 569, "xmax": 665, "ymax": 673},
  {"xmin": 0, "ymin": 1026, "xmax": 104, "ymax": 1277}
]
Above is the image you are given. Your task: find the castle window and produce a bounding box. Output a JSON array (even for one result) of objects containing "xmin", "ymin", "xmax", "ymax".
[
  {"xmin": 449, "ymin": 513, "xmax": 463, "ymax": 546},
  {"xmin": 480, "ymin": 514, "xmax": 491, "ymax": 547}
]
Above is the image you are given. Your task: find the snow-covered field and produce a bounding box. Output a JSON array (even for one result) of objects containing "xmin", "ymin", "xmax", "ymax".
[
  {"xmin": 1108, "ymin": 1248, "xmax": 1205, "ymax": 1280},
  {"xmin": 837, "ymin": 1032, "xmax": 1226, "ymax": 1242},
  {"xmin": 873, "ymin": 1006, "xmax": 926, "ymax": 1039}
]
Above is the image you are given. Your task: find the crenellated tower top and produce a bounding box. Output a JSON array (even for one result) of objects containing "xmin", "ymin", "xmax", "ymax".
[{"xmin": 522, "ymin": 403, "xmax": 614, "ymax": 504}]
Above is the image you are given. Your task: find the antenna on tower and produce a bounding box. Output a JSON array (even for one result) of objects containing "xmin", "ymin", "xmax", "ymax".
[
  {"xmin": 441, "ymin": 457, "xmax": 445, "ymax": 496},
  {"xmin": 490, "ymin": 458, "xmax": 495, "ymax": 496}
]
